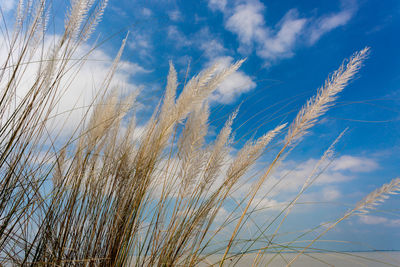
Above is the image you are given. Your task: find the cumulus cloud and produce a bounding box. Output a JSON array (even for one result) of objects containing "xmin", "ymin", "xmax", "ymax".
[
  {"xmin": 225, "ymin": 0, "xmax": 265, "ymax": 50},
  {"xmin": 209, "ymin": 56, "xmax": 256, "ymax": 103}
]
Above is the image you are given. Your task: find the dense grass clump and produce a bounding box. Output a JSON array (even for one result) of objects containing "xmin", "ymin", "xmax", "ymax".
[{"xmin": 0, "ymin": 1, "xmax": 398, "ymax": 266}]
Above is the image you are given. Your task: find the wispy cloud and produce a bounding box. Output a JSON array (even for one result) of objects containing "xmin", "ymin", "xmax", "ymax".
[
  {"xmin": 309, "ymin": 3, "xmax": 356, "ymax": 44},
  {"xmin": 118, "ymin": 61, "xmax": 152, "ymax": 75},
  {"xmin": 129, "ymin": 31, "xmax": 152, "ymax": 50},
  {"xmin": 167, "ymin": 26, "xmax": 192, "ymax": 47},
  {"xmin": 128, "ymin": 30, "xmax": 156, "ymax": 62},
  {"xmin": 168, "ymin": 9, "xmax": 183, "ymax": 22},
  {"xmin": 331, "ymin": 155, "xmax": 379, "ymax": 172},
  {"xmin": 208, "ymin": 0, "xmax": 227, "ymax": 12},
  {"xmin": 322, "ymin": 186, "xmax": 342, "ymax": 201},
  {"xmin": 359, "ymin": 215, "xmax": 400, "ymax": 227},
  {"xmin": 142, "ymin": 7, "xmax": 152, "ymax": 17},
  {"xmin": 197, "ymin": 27, "xmax": 227, "ymax": 58},
  {"xmin": 231, "ymin": 154, "xmax": 378, "ymax": 211},
  {"xmin": 209, "ymin": 0, "xmax": 357, "ymax": 64}
]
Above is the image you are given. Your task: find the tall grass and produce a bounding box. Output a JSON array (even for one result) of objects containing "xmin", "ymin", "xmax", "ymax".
[{"xmin": 0, "ymin": 1, "xmax": 398, "ymax": 266}]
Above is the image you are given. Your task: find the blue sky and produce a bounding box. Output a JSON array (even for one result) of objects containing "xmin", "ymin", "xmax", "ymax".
[{"xmin": 1, "ymin": 0, "xmax": 400, "ymax": 252}]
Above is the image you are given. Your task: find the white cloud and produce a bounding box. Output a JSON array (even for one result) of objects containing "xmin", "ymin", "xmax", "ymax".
[
  {"xmin": 128, "ymin": 31, "xmax": 153, "ymax": 60},
  {"xmin": 166, "ymin": 25, "xmax": 255, "ymax": 103},
  {"xmin": 167, "ymin": 26, "xmax": 191, "ymax": 47},
  {"xmin": 213, "ymin": 207, "xmax": 230, "ymax": 222},
  {"xmin": 270, "ymin": 157, "xmax": 353, "ymax": 193},
  {"xmin": 197, "ymin": 27, "xmax": 227, "ymax": 59},
  {"xmin": 224, "ymin": 2, "xmax": 306, "ymax": 62},
  {"xmin": 168, "ymin": 9, "xmax": 183, "ymax": 22},
  {"xmin": 299, "ymin": 186, "xmax": 342, "ymax": 205},
  {"xmin": 165, "ymin": 26, "xmax": 255, "ymax": 104},
  {"xmin": 119, "ymin": 61, "xmax": 151, "ymax": 75},
  {"xmin": 142, "ymin": 7, "xmax": 152, "ymax": 17},
  {"xmin": 165, "ymin": 24, "xmax": 256, "ymax": 103},
  {"xmin": 129, "ymin": 32, "xmax": 151, "ymax": 50},
  {"xmin": 209, "ymin": 0, "xmax": 356, "ymax": 64},
  {"xmin": 257, "ymin": 10, "xmax": 307, "ymax": 62},
  {"xmin": 208, "ymin": 0, "xmax": 227, "ymax": 12},
  {"xmin": 201, "ymin": 38, "xmax": 226, "ymax": 58},
  {"xmin": 225, "ymin": 1, "xmax": 265, "ymax": 49},
  {"xmin": 359, "ymin": 215, "xmax": 388, "ymax": 225},
  {"xmin": 0, "ymin": 0, "xmax": 15, "ymax": 12},
  {"xmin": 209, "ymin": 56, "xmax": 256, "ymax": 103},
  {"xmin": 230, "ymin": 154, "xmax": 378, "ymax": 212},
  {"xmin": 276, "ymin": 155, "xmax": 378, "ymax": 190},
  {"xmin": 359, "ymin": 215, "xmax": 400, "ymax": 227},
  {"xmin": 309, "ymin": 9, "xmax": 354, "ymax": 44},
  {"xmin": 251, "ymin": 197, "xmax": 285, "ymax": 211},
  {"xmin": 331, "ymin": 155, "xmax": 379, "ymax": 172},
  {"xmin": 0, "ymin": 34, "xmax": 145, "ymax": 138},
  {"xmin": 322, "ymin": 186, "xmax": 341, "ymax": 201},
  {"xmin": 167, "ymin": 27, "xmax": 255, "ymax": 104}
]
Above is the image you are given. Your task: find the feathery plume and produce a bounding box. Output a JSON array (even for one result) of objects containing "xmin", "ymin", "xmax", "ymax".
[
  {"xmin": 81, "ymin": 0, "xmax": 108, "ymax": 41},
  {"xmin": 64, "ymin": 0, "xmax": 93, "ymax": 41},
  {"xmin": 285, "ymin": 48, "xmax": 369, "ymax": 145},
  {"xmin": 226, "ymin": 123, "xmax": 286, "ymax": 186},
  {"xmin": 201, "ymin": 108, "xmax": 239, "ymax": 188},
  {"xmin": 349, "ymin": 177, "xmax": 400, "ymax": 216},
  {"xmin": 160, "ymin": 61, "xmax": 178, "ymax": 122},
  {"xmin": 174, "ymin": 59, "xmax": 244, "ymax": 122},
  {"xmin": 178, "ymin": 103, "xmax": 209, "ymax": 195}
]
